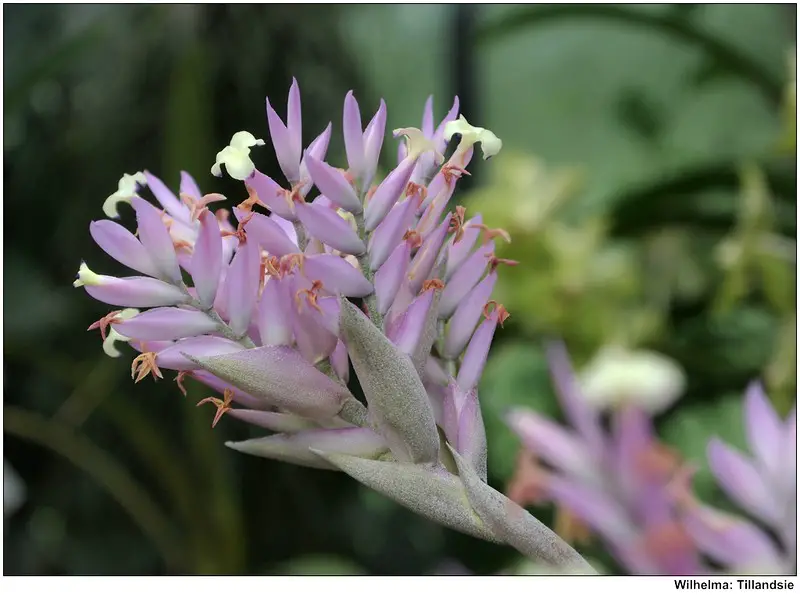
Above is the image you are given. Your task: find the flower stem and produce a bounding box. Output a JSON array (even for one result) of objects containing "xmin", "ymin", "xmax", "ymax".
[
  {"xmin": 184, "ymin": 291, "xmax": 256, "ymax": 348},
  {"xmin": 203, "ymin": 306, "xmax": 257, "ymax": 348},
  {"xmin": 435, "ymin": 320, "xmax": 458, "ymax": 377},
  {"xmin": 293, "ymin": 220, "xmax": 308, "ymax": 252},
  {"xmin": 339, "ymin": 397, "xmax": 369, "ymax": 427},
  {"xmin": 353, "ymin": 210, "xmax": 384, "ymax": 330}
]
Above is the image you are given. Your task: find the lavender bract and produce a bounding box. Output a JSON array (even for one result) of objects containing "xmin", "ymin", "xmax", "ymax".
[
  {"xmin": 74, "ymin": 80, "xmax": 592, "ymax": 572},
  {"xmin": 507, "ymin": 342, "xmax": 704, "ymax": 575},
  {"xmin": 507, "ymin": 343, "xmax": 797, "ymax": 576},
  {"xmin": 682, "ymin": 382, "xmax": 796, "ymax": 574}
]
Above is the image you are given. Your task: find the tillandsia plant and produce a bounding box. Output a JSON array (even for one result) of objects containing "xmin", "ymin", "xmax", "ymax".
[
  {"xmin": 507, "ymin": 343, "xmax": 797, "ymax": 575},
  {"xmin": 73, "ymin": 80, "xmax": 594, "ymax": 573}
]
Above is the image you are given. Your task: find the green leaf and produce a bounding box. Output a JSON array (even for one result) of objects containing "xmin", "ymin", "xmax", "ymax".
[
  {"xmin": 615, "ymin": 88, "xmax": 663, "ymax": 141},
  {"xmin": 479, "ymin": 342, "xmax": 561, "ymax": 482},
  {"xmin": 661, "ymin": 393, "xmax": 747, "ymax": 501},
  {"xmin": 670, "ymin": 306, "xmax": 779, "ymax": 389},
  {"xmin": 475, "ymin": 5, "xmax": 782, "ymax": 107}
]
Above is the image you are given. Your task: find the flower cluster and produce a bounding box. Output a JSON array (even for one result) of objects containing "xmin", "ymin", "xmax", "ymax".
[
  {"xmin": 507, "ymin": 343, "xmax": 796, "ymax": 575},
  {"xmin": 507, "ymin": 342, "xmax": 704, "ymax": 574},
  {"xmin": 75, "ymin": 80, "xmax": 593, "ymax": 572},
  {"xmin": 682, "ymin": 382, "xmax": 796, "ymax": 574}
]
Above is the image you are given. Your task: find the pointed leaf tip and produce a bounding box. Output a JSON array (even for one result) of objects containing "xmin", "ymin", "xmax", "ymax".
[
  {"xmin": 339, "ymin": 297, "xmax": 439, "ymax": 464},
  {"xmin": 226, "ymin": 427, "xmax": 389, "ymax": 470},
  {"xmin": 448, "ymin": 445, "xmax": 596, "ymax": 574},
  {"xmin": 188, "ymin": 346, "xmax": 352, "ymax": 420},
  {"xmin": 313, "ymin": 451, "xmax": 498, "ymax": 542}
]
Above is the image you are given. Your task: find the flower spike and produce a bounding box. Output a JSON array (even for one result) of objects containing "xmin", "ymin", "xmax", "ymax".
[{"xmin": 72, "ymin": 84, "xmax": 566, "ymax": 572}]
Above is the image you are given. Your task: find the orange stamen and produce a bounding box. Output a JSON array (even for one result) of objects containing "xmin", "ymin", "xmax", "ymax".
[
  {"xmin": 405, "ymin": 181, "xmax": 428, "ymax": 203},
  {"xmin": 175, "ymin": 370, "xmax": 193, "ymax": 397},
  {"xmin": 441, "ymin": 162, "xmax": 471, "ymax": 185},
  {"xmin": 295, "ymin": 280, "xmax": 324, "ymax": 313},
  {"xmin": 196, "ymin": 388, "xmax": 235, "ymax": 428},
  {"xmin": 221, "ymin": 212, "xmax": 253, "ymax": 244},
  {"xmin": 130, "ymin": 352, "xmax": 163, "ymax": 383},
  {"xmin": 87, "ymin": 310, "xmax": 125, "ymax": 341},
  {"xmin": 448, "ymin": 205, "xmax": 467, "ymax": 243},
  {"xmin": 482, "ymin": 300, "xmax": 510, "ymax": 326},
  {"xmin": 279, "ymin": 182, "xmax": 305, "ymax": 209},
  {"xmin": 173, "ymin": 239, "xmax": 194, "ymax": 254},
  {"xmin": 421, "ymin": 278, "xmax": 445, "ymax": 293},
  {"xmin": 262, "ymin": 255, "xmax": 282, "ymax": 278},
  {"xmin": 282, "ymin": 253, "xmax": 305, "ymax": 275},
  {"xmin": 487, "ymin": 253, "xmax": 519, "ymax": 273},
  {"xmin": 238, "ymin": 186, "xmax": 266, "ymax": 212},
  {"xmin": 403, "ymin": 229, "xmax": 423, "ymax": 249},
  {"xmin": 474, "ymin": 223, "xmax": 512, "ymax": 244},
  {"xmin": 159, "ymin": 210, "xmax": 173, "ymax": 230},
  {"xmin": 180, "ymin": 192, "xmax": 227, "ymax": 222}
]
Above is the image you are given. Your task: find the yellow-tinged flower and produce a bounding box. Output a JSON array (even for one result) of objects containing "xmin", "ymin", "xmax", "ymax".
[
  {"xmin": 211, "ymin": 131, "xmax": 265, "ymax": 181},
  {"xmin": 103, "ymin": 172, "xmax": 147, "ymax": 218},
  {"xmin": 444, "ymin": 115, "xmax": 502, "ymax": 160},
  {"xmin": 392, "ymin": 127, "xmax": 443, "ymax": 163},
  {"xmin": 73, "ymin": 262, "xmax": 103, "ymax": 287},
  {"xmin": 101, "ymin": 308, "xmax": 139, "ymax": 358},
  {"xmin": 578, "ymin": 345, "xmax": 686, "ymax": 413}
]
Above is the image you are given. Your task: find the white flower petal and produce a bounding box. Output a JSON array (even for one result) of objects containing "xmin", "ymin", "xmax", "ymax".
[
  {"xmin": 103, "ymin": 172, "xmax": 147, "ymax": 218},
  {"xmin": 392, "ymin": 127, "xmax": 442, "ymax": 163},
  {"xmin": 73, "ymin": 262, "xmax": 103, "ymax": 287},
  {"xmin": 444, "ymin": 115, "xmax": 503, "ymax": 160},
  {"xmin": 211, "ymin": 132, "xmax": 264, "ymax": 180},
  {"xmin": 578, "ymin": 346, "xmax": 686, "ymax": 413}
]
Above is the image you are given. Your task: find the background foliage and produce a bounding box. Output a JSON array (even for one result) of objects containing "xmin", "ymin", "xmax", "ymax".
[{"xmin": 3, "ymin": 4, "xmax": 796, "ymax": 575}]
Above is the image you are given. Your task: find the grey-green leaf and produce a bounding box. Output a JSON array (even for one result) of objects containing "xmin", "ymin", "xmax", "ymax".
[
  {"xmin": 339, "ymin": 297, "xmax": 439, "ymax": 463},
  {"xmin": 315, "ymin": 450, "xmax": 499, "ymax": 542},
  {"xmin": 226, "ymin": 427, "xmax": 390, "ymax": 470},
  {"xmin": 448, "ymin": 445, "xmax": 596, "ymax": 574},
  {"xmin": 187, "ymin": 345, "xmax": 351, "ymax": 419}
]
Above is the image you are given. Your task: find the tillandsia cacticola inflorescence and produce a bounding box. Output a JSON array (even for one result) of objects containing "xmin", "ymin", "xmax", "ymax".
[{"xmin": 74, "ymin": 79, "xmax": 595, "ymax": 573}]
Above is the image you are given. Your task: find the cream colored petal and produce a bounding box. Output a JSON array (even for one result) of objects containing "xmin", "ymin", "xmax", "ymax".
[
  {"xmin": 104, "ymin": 172, "xmax": 147, "ymax": 218},
  {"xmin": 101, "ymin": 308, "xmax": 139, "ymax": 358},
  {"xmin": 393, "ymin": 127, "xmax": 442, "ymax": 163},
  {"xmin": 212, "ymin": 133, "xmax": 263, "ymax": 180},
  {"xmin": 230, "ymin": 130, "xmax": 265, "ymax": 151},
  {"xmin": 476, "ymin": 129, "xmax": 503, "ymax": 160},
  {"xmin": 73, "ymin": 262, "xmax": 104, "ymax": 288},
  {"xmin": 444, "ymin": 115, "xmax": 502, "ymax": 160},
  {"xmin": 102, "ymin": 195, "xmax": 133, "ymax": 219},
  {"xmin": 103, "ymin": 328, "xmax": 129, "ymax": 358},
  {"xmin": 578, "ymin": 346, "xmax": 686, "ymax": 413}
]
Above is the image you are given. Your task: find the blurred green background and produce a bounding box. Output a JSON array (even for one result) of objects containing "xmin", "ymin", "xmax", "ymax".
[{"xmin": 3, "ymin": 4, "xmax": 796, "ymax": 575}]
